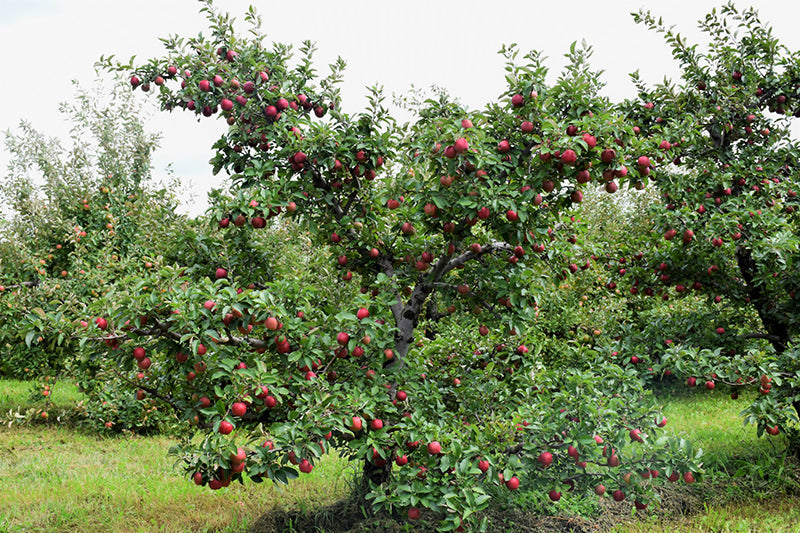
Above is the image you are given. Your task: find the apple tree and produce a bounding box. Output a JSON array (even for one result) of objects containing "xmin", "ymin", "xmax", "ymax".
[
  {"xmin": 86, "ymin": 1, "xmax": 703, "ymax": 528},
  {"xmin": 0, "ymin": 79, "xmax": 203, "ymax": 431},
  {"xmin": 582, "ymin": 3, "xmax": 800, "ymax": 443}
]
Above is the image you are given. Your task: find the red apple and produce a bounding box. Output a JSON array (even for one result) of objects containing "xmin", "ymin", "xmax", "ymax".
[
  {"xmin": 231, "ymin": 402, "xmax": 247, "ymax": 417},
  {"xmin": 561, "ymin": 149, "xmax": 577, "ymax": 166},
  {"xmin": 537, "ymin": 451, "xmax": 553, "ymax": 467}
]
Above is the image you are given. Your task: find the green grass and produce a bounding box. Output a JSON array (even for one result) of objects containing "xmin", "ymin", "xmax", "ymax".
[
  {"xmin": 0, "ymin": 379, "xmax": 354, "ymax": 533},
  {"xmin": 1, "ymin": 378, "xmax": 799, "ymax": 532},
  {"xmin": 605, "ymin": 385, "xmax": 800, "ymax": 533},
  {"xmin": 0, "ymin": 425, "xmax": 353, "ymax": 533},
  {"xmin": 610, "ymin": 497, "xmax": 800, "ymax": 532},
  {"xmin": 0, "ymin": 378, "xmax": 83, "ymax": 411}
]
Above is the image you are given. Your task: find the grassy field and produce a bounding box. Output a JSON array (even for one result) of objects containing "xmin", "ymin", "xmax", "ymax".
[
  {"xmin": 1, "ymin": 379, "xmax": 799, "ymax": 532},
  {"xmin": 607, "ymin": 386, "xmax": 800, "ymax": 533}
]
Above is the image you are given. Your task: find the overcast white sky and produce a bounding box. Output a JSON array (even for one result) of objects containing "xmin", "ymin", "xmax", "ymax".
[{"xmin": 2, "ymin": 0, "xmax": 799, "ymax": 215}]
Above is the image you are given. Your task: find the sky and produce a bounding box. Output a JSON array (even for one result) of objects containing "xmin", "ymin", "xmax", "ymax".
[{"xmin": 2, "ymin": 0, "xmax": 799, "ymax": 216}]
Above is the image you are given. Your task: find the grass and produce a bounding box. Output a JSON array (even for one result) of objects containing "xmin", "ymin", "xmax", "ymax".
[
  {"xmin": 0, "ymin": 425, "xmax": 353, "ymax": 533},
  {"xmin": 610, "ymin": 497, "xmax": 800, "ymax": 532},
  {"xmin": 0, "ymin": 377, "xmax": 83, "ymax": 411},
  {"xmin": 605, "ymin": 385, "xmax": 800, "ymax": 533},
  {"xmin": 1, "ymin": 378, "xmax": 799, "ymax": 532},
  {"xmin": 0, "ymin": 379, "xmax": 353, "ymax": 533}
]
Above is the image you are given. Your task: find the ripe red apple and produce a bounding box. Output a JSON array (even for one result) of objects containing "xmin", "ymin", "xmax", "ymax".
[
  {"xmin": 133, "ymin": 347, "xmax": 146, "ymax": 360},
  {"xmin": 687, "ymin": 377, "xmax": 697, "ymax": 387},
  {"xmin": 350, "ymin": 416, "xmax": 363, "ymax": 432},
  {"xmin": 600, "ymin": 148, "xmax": 616, "ymax": 164},
  {"xmin": 407, "ymin": 507, "xmax": 421, "ymax": 520},
  {"xmin": 137, "ymin": 357, "xmax": 151, "ymax": 370},
  {"xmin": 594, "ymin": 484, "xmax": 606, "ymax": 496},
  {"xmin": 478, "ymin": 459, "xmax": 490, "ymax": 472},
  {"xmin": 561, "ymin": 149, "xmax": 577, "ymax": 166},
  {"xmin": 370, "ymin": 418, "xmax": 383, "ymax": 431},
  {"xmin": 548, "ymin": 490, "xmax": 561, "ymax": 501},
  {"xmin": 215, "ymin": 267, "xmax": 228, "ymax": 279},
  {"xmin": 337, "ymin": 332, "xmax": 350, "ymax": 345},
  {"xmin": 612, "ymin": 489, "xmax": 625, "ymax": 502},
  {"xmin": 427, "ymin": 441, "xmax": 441, "ymax": 455},
  {"xmin": 506, "ymin": 476, "xmax": 520, "ymax": 490},
  {"xmin": 396, "ymin": 390, "xmax": 408, "ymax": 401},
  {"xmin": 683, "ymin": 472, "xmax": 695, "ymax": 484},
  {"xmin": 521, "ymin": 120, "xmax": 534, "ymax": 133},
  {"xmin": 453, "ymin": 138, "xmax": 469, "ymax": 154},
  {"xmin": 537, "ymin": 451, "xmax": 553, "ymax": 467},
  {"xmin": 231, "ymin": 402, "xmax": 247, "ymax": 417},
  {"xmin": 219, "ymin": 421, "xmax": 234, "ymax": 434},
  {"xmin": 396, "ymin": 454, "xmax": 409, "ymax": 466},
  {"xmin": 682, "ymin": 229, "xmax": 694, "ymax": 243},
  {"xmin": 356, "ymin": 308, "xmax": 369, "ymax": 320},
  {"xmin": 705, "ymin": 380, "xmax": 715, "ymax": 390}
]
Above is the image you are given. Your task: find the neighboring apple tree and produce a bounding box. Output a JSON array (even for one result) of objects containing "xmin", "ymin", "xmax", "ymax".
[
  {"xmin": 0, "ymin": 80, "xmax": 197, "ymax": 430},
  {"xmin": 582, "ymin": 4, "xmax": 800, "ymax": 440},
  {"xmin": 86, "ymin": 2, "xmax": 707, "ymax": 529},
  {"xmin": 0, "ymin": 80, "xmax": 184, "ymax": 378}
]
